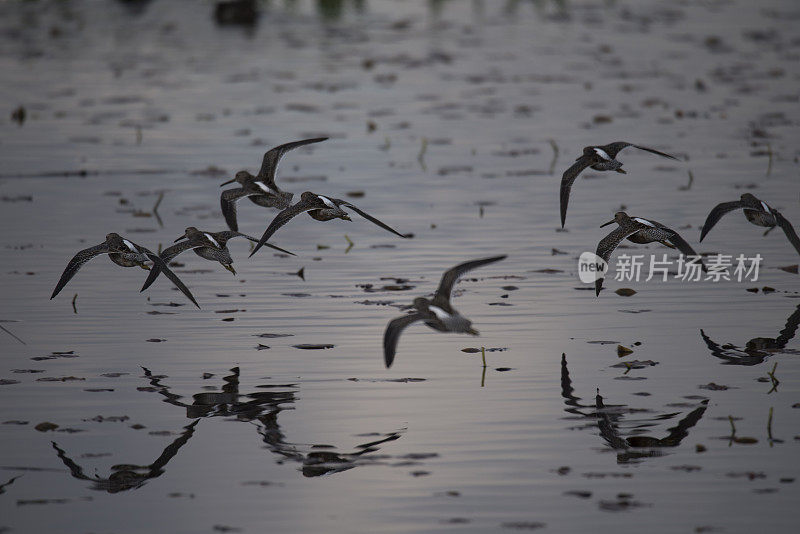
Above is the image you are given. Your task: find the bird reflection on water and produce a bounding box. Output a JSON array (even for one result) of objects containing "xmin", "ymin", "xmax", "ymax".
[
  {"xmin": 51, "ymin": 420, "xmax": 198, "ymax": 494},
  {"xmin": 140, "ymin": 367, "xmax": 408, "ymax": 477},
  {"xmin": 700, "ymin": 303, "xmax": 800, "ymax": 366},
  {"xmin": 560, "ymin": 354, "xmax": 708, "ymax": 464}
]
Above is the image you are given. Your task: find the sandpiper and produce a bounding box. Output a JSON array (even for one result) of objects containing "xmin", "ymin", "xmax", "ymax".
[
  {"xmin": 699, "ymin": 193, "xmax": 800, "ymax": 255},
  {"xmin": 141, "ymin": 227, "xmax": 294, "ymax": 292},
  {"xmin": 594, "ymin": 212, "xmax": 703, "ymax": 296},
  {"xmin": 250, "ymin": 191, "xmax": 407, "ymax": 256},
  {"xmin": 51, "ymin": 233, "xmax": 199, "ymax": 308},
  {"xmin": 560, "ymin": 142, "xmax": 679, "ymax": 228},
  {"xmin": 220, "ymin": 137, "xmax": 328, "ymax": 232},
  {"xmin": 383, "ymin": 255, "xmax": 507, "ymax": 368}
]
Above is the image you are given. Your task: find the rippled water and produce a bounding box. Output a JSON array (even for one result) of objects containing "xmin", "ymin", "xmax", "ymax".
[{"xmin": 1, "ymin": 1, "xmax": 799, "ymax": 532}]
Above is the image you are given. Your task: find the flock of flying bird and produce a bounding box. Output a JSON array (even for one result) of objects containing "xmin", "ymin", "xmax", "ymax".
[{"xmin": 49, "ymin": 137, "xmax": 800, "ymax": 367}]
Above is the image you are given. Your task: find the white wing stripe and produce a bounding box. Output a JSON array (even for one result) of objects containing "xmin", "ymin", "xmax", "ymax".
[
  {"xmin": 428, "ymin": 306, "xmax": 451, "ymax": 320},
  {"xmin": 594, "ymin": 148, "xmax": 612, "ymax": 161},
  {"xmin": 633, "ymin": 217, "xmax": 655, "ymax": 227},
  {"xmin": 318, "ymin": 195, "xmax": 336, "ymax": 208},
  {"xmin": 204, "ymin": 233, "xmax": 221, "ymax": 248}
]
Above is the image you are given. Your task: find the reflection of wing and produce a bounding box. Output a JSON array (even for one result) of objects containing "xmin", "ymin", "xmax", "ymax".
[
  {"xmin": 659, "ymin": 402, "xmax": 708, "ymax": 446},
  {"xmin": 628, "ymin": 143, "xmax": 678, "ymax": 160},
  {"xmin": 140, "ymin": 240, "xmax": 196, "ymax": 291},
  {"xmin": 51, "ymin": 243, "xmax": 110, "ymax": 299},
  {"xmin": 664, "ymin": 230, "xmax": 706, "ymax": 272},
  {"xmin": 595, "ymin": 225, "xmax": 644, "ymax": 296},
  {"xmin": 134, "ymin": 243, "xmax": 200, "ymax": 309},
  {"xmin": 433, "ymin": 255, "xmax": 507, "ymax": 305},
  {"xmin": 340, "ymin": 201, "xmax": 407, "ymax": 238},
  {"xmin": 559, "ymin": 156, "xmax": 593, "ymax": 228},
  {"xmin": 251, "ymin": 198, "xmax": 319, "ymax": 256},
  {"xmin": 257, "ymin": 137, "xmax": 328, "ymax": 188},
  {"xmin": 383, "ymin": 313, "xmax": 424, "ymax": 368},
  {"xmin": 699, "ymin": 201, "xmax": 744, "ymax": 241},
  {"xmin": 220, "ymin": 188, "xmax": 251, "ymax": 232},
  {"xmin": 776, "ymin": 305, "xmax": 800, "ymax": 348},
  {"xmin": 149, "ymin": 420, "xmax": 199, "ymax": 472},
  {"xmin": 775, "ymin": 211, "xmax": 800, "ymax": 256}
]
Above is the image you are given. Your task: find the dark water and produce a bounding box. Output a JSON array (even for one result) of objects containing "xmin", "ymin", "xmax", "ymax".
[{"xmin": 1, "ymin": 1, "xmax": 799, "ymax": 532}]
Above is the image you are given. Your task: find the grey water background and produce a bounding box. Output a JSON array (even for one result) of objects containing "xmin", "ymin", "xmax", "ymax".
[{"xmin": 1, "ymin": 0, "xmax": 799, "ymax": 532}]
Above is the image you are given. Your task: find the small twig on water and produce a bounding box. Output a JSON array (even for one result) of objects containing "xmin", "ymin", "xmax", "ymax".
[
  {"xmin": 480, "ymin": 346, "xmax": 487, "ymax": 388},
  {"xmin": 71, "ymin": 293, "xmax": 78, "ymax": 314},
  {"xmin": 418, "ymin": 137, "xmax": 428, "ymax": 171},
  {"xmin": 152, "ymin": 191, "xmax": 165, "ymax": 228},
  {"xmin": 767, "ymin": 362, "xmax": 779, "ymax": 394},
  {"xmin": 767, "ymin": 407, "xmax": 774, "ymax": 447},
  {"xmin": 679, "ymin": 170, "xmax": 694, "ymax": 191},
  {"xmin": 548, "ymin": 139, "xmax": 559, "ymax": 175},
  {"xmin": 766, "ymin": 142, "xmax": 773, "ymax": 177},
  {"xmin": 728, "ymin": 415, "xmax": 736, "ymax": 447},
  {"xmin": 344, "ymin": 234, "xmax": 354, "ymax": 254}
]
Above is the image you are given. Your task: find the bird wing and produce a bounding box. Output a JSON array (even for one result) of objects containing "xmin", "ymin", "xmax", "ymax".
[
  {"xmin": 256, "ymin": 137, "xmax": 328, "ymax": 189},
  {"xmin": 339, "ymin": 201, "xmax": 407, "ymax": 238},
  {"xmin": 559, "ymin": 156, "xmax": 594, "ymax": 228},
  {"xmin": 140, "ymin": 240, "xmax": 197, "ymax": 292},
  {"xmin": 250, "ymin": 197, "xmax": 319, "ymax": 256},
  {"xmin": 775, "ymin": 211, "xmax": 800, "ymax": 256},
  {"xmin": 663, "ymin": 229, "xmax": 707, "ymax": 271},
  {"xmin": 50, "ymin": 243, "xmax": 111, "ymax": 299},
  {"xmin": 433, "ymin": 255, "xmax": 507, "ymax": 305},
  {"xmin": 699, "ymin": 200, "xmax": 744, "ymax": 242},
  {"xmin": 595, "ymin": 224, "xmax": 646, "ymax": 296},
  {"xmin": 383, "ymin": 312, "xmax": 424, "ymax": 368},
  {"xmin": 220, "ymin": 188, "xmax": 252, "ymax": 232},
  {"xmin": 628, "ymin": 143, "xmax": 679, "ymax": 160},
  {"xmin": 218, "ymin": 231, "xmax": 296, "ymax": 256},
  {"xmin": 133, "ymin": 242, "xmax": 200, "ymax": 309}
]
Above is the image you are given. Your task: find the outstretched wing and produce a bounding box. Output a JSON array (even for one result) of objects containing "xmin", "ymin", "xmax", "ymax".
[
  {"xmin": 775, "ymin": 211, "xmax": 800, "ymax": 256},
  {"xmin": 383, "ymin": 313, "xmax": 424, "ymax": 368},
  {"xmin": 51, "ymin": 243, "xmax": 110, "ymax": 299},
  {"xmin": 340, "ymin": 201, "xmax": 407, "ymax": 238},
  {"xmin": 628, "ymin": 143, "xmax": 679, "ymax": 160},
  {"xmin": 664, "ymin": 229, "xmax": 707, "ymax": 272},
  {"xmin": 257, "ymin": 137, "xmax": 328, "ymax": 189},
  {"xmin": 217, "ymin": 231, "xmax": 295, "ymax": 256},
  {"xmin": 220, "ymin": 188, "xmax": 252, "ymax": 232},
  {"xmin": 595, "ymin": 225, "xmax": 645, "ymax": 296},
  {"xmin": 699, "ymin": 201, "xmax": 744, "ymax": 242},
  {"xmin": 433, "ymin": 255, "xmax": 507, "ymax": 305},
  {"xmin": 140, "ymin": 240, "xmax": 197, "ymax": 292},
  {"xmin": 250, "ymin": 197, "xmax": 319, "ymax": 256},
  {"xmin": 560, "ymin": 156, "xmax": 594, "ymax": 228},
  {"xmin": 134, "ymin": 242, "xmax": 200, "ymax": 309}
]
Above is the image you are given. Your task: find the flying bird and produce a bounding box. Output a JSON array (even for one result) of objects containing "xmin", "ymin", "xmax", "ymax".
[
  {"xmin": 220, "ymin": 137, "xmax": 328, "ymax": 232},
  {"xmin": 250, "ymin": 191, "xmax": 407, "ymax": 257},
  {"xmin": 560, "ymin": 142, "xmax": 679, "ymax": 228},
  {"xmin": 51, "ymin": 233, "xmax": 199, "ymax": 308},
  {"xmin": 699, "ymin": 193, "xmax": 800, "ymax": 256},
  {"xmin": 141, "ymin": 227, "xmax": 293, "ymax": 292},
  {"xmin": 383, "ymin": 255, "xmax": 507, "ymax": 368},
  {"xmin": 594, "ymin": 212, "xmax": 703, "ymax": 296}
]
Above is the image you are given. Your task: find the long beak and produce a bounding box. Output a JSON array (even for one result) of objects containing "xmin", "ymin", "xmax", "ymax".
[
  {"xmin": 467, "ymin": 327, "xmax": 480, "ymax": 336},
  {"xmin": 600, "ymin": 219, "xmax": 616, "ymax": 228},
  {"xmin": 220, "ymin": 178, "xmax": 236, "ymax": 187},
  {"xmin": 223, "ymin": 263, "xmax": 237, "ymax": 275}
]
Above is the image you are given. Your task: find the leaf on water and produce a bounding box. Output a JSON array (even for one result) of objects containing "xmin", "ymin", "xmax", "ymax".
[
  {"xmin": 34, "ymin": 422, "xmax": 59, "ymax": 432},
  {"xmin": 293, "ymin": 344, "xmax": 335, "ymax": 350},
  {"xmin": 615, "ymin": 288, "xmax": 637, "ymax": 296},
  {"xmin": 617, "ymin": 345, "xmax": 634, "ymax": 357}
]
